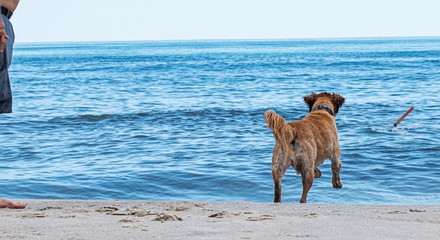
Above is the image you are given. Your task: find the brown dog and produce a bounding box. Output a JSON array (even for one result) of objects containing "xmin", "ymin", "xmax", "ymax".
[{"xmin": 264, "ymin": 92, "xmax": 345, "ymax": 203}]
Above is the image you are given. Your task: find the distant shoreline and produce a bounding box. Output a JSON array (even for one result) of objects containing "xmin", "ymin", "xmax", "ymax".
[{"xmin": 2, "ymin": 200, "xmax": 439, "ymax": 239}]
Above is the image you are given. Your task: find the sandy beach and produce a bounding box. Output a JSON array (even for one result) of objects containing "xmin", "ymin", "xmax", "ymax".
[{"xmin": 0, "ymin": 200, "xmax": 439, "ymax": 239}]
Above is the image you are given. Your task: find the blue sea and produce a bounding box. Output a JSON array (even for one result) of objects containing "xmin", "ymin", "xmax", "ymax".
[{"xmin": 1, "ymin": 38, "xmax": 439, "ymax": 204}]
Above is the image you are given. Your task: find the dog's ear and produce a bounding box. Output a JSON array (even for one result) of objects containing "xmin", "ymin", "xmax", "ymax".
[
  {"xmin": 303, "ymin": 93, "xmax": 317, "ymax": 112},
  {"xmin": 331, "ymin": 93, "xmax": 345, "ymax": 114}
]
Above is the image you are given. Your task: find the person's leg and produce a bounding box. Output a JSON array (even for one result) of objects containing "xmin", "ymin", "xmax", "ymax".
[{"xmin": 0, "ymin": 15, "xmax": 24, "ymax": 209}]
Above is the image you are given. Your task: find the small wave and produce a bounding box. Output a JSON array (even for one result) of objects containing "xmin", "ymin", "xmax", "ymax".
[
  {"xmin": 367, "ymin": 124, "xmax": 424, "ymax": 135},
  {"xmin": 79, "ymin": 114, "xmax": 114, "ymax": 121},
  {"xmin": 48, "ymin": 113, "xmax": 117, "ymax": 124},
  {"xmin": 390, "ymin": 128, "xmax": 409, "ymax": 134},
  {"xmin": 368, "ymin": 127, "xmax": 395, "ymax": 134}
]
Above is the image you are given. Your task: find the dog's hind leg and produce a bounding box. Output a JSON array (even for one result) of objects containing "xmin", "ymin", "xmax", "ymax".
[
  {"xmin": 300, "ymin": 166, "xmax": 314, "ymax": 203},
  {"xmin": 272, "ymin": 155, "xmax": 291, "ymax": 203},
  {"xmin": 273, "ymin": 176, "xmax": 282, "ymax": 203},
  {"xmin": 330, "ymin": 151, "xmax": 343, "ymax": 189}
]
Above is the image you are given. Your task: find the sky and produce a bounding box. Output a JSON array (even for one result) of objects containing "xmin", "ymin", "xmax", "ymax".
[{"xmin": 11, "ymin": 0, "xmax": 440, "ymax": 43}]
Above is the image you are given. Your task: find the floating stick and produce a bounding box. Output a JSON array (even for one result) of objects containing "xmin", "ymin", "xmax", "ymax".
[{"xmin": 394, "ymin": 106, "xmax": 414, "ymax": 127}]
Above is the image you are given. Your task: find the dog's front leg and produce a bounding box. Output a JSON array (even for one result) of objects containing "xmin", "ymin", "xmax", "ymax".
[
  {"xmin": 314, "ymin": 168, "xmax": 322, "ymax": 178},
  {"xmin": 330, "ymin": 155, "xmax": 343, "ymax": 189}
]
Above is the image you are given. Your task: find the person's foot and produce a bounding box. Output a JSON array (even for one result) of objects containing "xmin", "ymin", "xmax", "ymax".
[{"xmin": 0, "ymin": 198, "xmax": 26, "ymax": 209}]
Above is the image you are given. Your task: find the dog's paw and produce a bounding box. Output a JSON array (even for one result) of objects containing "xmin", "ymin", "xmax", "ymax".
[
  {"xmin": 314, "ymin": 169, "xmax": 322, "ymax": 178},
  {"xmin": 332, "ymin": 180, "xmax": 343, "ymax": 189},
  {"xmin": 332, "ymin": 180, "xmax": 342, "ymax": 188}
]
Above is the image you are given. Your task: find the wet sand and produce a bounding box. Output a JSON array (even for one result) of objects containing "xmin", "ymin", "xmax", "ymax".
[{"xmin": 1, "ymin": 200, "xmax": 439, "ymax": 239}]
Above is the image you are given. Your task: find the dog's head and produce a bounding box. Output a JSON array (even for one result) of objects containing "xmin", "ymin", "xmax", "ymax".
[{"xmin": 303, "ymin": 92, "xmax": 345, "ymax": 115}]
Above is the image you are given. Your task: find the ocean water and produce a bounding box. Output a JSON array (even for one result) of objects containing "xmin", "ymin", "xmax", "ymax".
[{"xmin": 1, "ymin": 38, "xmax": 439, "ymax": 204}]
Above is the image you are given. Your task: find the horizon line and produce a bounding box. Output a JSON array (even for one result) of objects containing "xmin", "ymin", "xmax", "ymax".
[{"xmin": 14, "ymin": 35, "xmax": 440, "ymax": 45}]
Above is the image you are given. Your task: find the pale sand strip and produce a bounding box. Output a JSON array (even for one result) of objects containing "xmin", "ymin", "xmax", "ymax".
[{"xmin": 1, "ymin": 200, "xmax": 439, "ymax": 239}]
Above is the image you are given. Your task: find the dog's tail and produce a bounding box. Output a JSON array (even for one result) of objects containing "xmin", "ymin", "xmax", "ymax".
[{"xmin": 264, "ymin": 110, "xmax": 296, "ymax": 156}]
